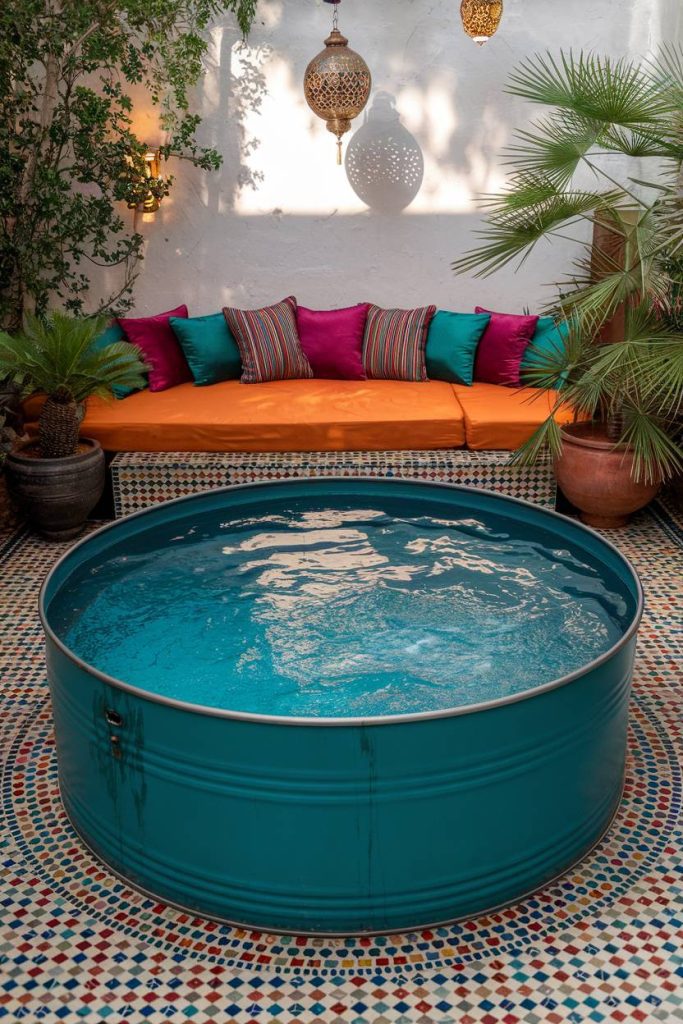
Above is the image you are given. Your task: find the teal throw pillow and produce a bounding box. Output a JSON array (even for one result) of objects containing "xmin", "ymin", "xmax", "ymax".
[
  {"xmin": 170, "ymin": 313, "xmax": 242, "ymax": 386},
  {"xmin": 91, "ymin": 321, "xmax": 141, "ymax": 399},
  {"xmin": 521, "ymin": 317, "xmax": 570, "ymax": 389},
  {"xmin": 425, "ymin": 311, "xmax": 491, "ymax": 385}
]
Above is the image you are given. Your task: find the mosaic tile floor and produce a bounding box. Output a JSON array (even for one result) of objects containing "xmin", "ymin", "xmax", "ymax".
[{"xmin": 0, "ymin": 501, "xmax": 681, "ymax": 1023}]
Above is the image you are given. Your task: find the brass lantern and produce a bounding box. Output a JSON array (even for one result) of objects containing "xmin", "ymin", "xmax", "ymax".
[
  {"xmin": 460, "ymin": 0, "xmax": 504, "ymax": 44},
  {"xmin": 304, "ymin": 0, "xmax": 371, "ymax": 164}
]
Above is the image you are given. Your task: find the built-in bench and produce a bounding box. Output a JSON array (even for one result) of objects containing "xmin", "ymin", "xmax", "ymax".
[
  {"xmin": 111, "ymin": 449, "xmax": 554, "ymax": 517},
  {"xmin": 23, "ymin": 379, "xmax": 570, "ymax": 515},
  {"xmin": 26, "ymin": 379, "xmax": 570, "ymax": 453}
]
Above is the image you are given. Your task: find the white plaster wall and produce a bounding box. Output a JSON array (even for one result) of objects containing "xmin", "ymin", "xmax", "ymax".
[{"xmin": 107, "ymin": 0, "xmax": 680, "ymax": 317}]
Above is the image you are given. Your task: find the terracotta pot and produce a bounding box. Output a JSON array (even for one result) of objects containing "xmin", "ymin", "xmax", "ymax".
[
  {"xmin": 5, "ymin": 438, "xmax": 105, "ymax": 540},
  {"xmin": 554, "ymin": 422, "xmax": 660, "ymax": 529}
]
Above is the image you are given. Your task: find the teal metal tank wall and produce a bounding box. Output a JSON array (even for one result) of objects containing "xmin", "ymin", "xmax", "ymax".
[{"xmin": 40, "ymin": 480, "xmax": 642, "ymax": 935}]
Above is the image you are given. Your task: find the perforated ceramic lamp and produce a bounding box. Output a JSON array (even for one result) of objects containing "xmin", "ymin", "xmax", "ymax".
[
  {"xmin": 304, "ymin": 0, "xmax": 372, "ymax": 163},
  {"xmin": 460, "ymin": 0, "xmax": 504, "ymax": 44}
]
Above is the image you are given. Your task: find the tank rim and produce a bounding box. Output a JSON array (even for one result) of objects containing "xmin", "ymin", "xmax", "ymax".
[{"xmin": 39, "ymin": 476, "xmax": 644, "ymax": 728}]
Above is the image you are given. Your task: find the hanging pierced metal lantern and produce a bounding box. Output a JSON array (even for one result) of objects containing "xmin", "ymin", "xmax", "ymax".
[
  {"xmin": 460, "ymin": 0, "xmax": 504, "ymax": 44},
  {"xmin": 304, "ymin": 0, "xmax": 372, "ymax": 164}
]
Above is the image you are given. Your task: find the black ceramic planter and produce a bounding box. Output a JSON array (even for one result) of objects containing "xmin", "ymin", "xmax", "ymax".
[{"xmin": 6, "ymin": 438, "xmax": 105, "ymax": 540}]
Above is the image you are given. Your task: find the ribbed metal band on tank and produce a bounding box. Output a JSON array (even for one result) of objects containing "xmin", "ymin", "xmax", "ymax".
[{"xmin": 58, "ymin": 777, "xmax": 626, "ymax": 938}]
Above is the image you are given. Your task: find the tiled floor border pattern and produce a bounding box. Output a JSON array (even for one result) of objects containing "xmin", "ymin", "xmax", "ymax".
[
  {"xmin": 0, "ymin": 499, "xmax": 681, "ymax": 1022},
  {"xmin": 111, "ymin": 450, "xmax": 555, "ymax": 517}
]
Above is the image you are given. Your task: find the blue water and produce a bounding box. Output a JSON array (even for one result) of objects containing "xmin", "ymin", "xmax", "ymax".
[{"xmin": 48, "ymin": 498, "xmax": 634, "ymax": 717}]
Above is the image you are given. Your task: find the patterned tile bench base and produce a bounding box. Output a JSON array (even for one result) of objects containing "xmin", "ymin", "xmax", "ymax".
[{"xmin": 111, "ymin": 450, "xmax": 555, "ymax": 517}]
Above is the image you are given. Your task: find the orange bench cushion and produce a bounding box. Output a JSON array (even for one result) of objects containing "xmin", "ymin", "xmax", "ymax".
[
  {"xmin": 29, "ymin": 380, "xmax": 466, "ymax": 453},
  {"xmin": 452, "ymin": 383, "xmax": 574, "ymax": 450}
]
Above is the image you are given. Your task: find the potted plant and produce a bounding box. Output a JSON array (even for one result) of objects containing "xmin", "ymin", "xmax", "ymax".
[
  {"xmin": 454, "ymin": 48, "xmax": 683, "ymax": 526},
  {"xmin": 0, "ymin": 312, "xmax": 147, "ymax": 539},
  {"xmin": 0, "ymin": 378, "xmax": 26, "ymax": 529}
]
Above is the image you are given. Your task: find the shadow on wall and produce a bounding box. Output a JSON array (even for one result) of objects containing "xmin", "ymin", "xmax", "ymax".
[
  {"xmin": 345, "ymin": 92, "xmax": 425, "ymax": 213},
  {"xmin": 198, "ymin": 0, "xmax": 510, "ymax": 218},
  {"xmin": 95, "ymin": 1, "xmax": 516, "ymax": 310},
  {"xmin": 93, "ymin": 0, "xmax": 673, "ymax": 316},
  {"xmin": 202, "ymin": 24, "xmax": 271, "ymax": 215},
  {"xmin": 123, "ymin": 211, "xmax": 582, "ymax": 315}
]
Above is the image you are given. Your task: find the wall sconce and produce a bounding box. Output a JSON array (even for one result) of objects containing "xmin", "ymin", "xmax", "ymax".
[
  {"xmin": 125, "ymin": 148, "xmax": 165, "ymax": 213},
  {"xmin": 142, "ymin": 150, "xmax": 161, "ymax": 212}
]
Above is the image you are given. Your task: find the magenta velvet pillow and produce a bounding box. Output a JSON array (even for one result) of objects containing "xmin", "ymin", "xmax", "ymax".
[
  {"xmin": 296, "ymin": 303, "xmax": 369, "ymax": 380},
  {"xmin": 118, "ymin": 305, "xmax": 191, "ymax": 392},
  {"xmin": 473, "ymin": 307, "xmax": 539, "ymax": 387}
]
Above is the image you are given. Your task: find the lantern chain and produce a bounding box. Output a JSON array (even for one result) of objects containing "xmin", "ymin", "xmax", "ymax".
[
  {"xmin": 332, "ymin": 0, "xmax": 340, "ymax": 161},
  {"xmin": 305, "ymin": 0, "xmax": 371, "ymax": 164}
]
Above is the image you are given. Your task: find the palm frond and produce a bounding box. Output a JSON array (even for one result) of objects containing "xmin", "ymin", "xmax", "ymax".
[
  {"xmin": 645, "ymin": 45, "xmax": 683, "ymax": 112},
  {"xmin": 628, "ymin": 176, "xmax": 671, "ymax": 193},
  {"xmin": 606, "ymin": 306, "xmax": 683, "ymax": 415},
  {"xmin": 507, "ymin": 51, "xmax": 676, "ymax": 128},
  {"xmin": 560, "ymin": 372, "xmax": 608, "ymax": 422},
  {"xmin": 554, "ymin": 215, "xmax": 674, "ymax": 321},
  {"xmin": 600, "ymin": 125, "xmax": 680, "ymax": 158},
  {"xmin": 510, "ymin": 415, "xmax": 565, "ymax": 467},
  {"xmin": 504, "ymin": 111, "xmax": 602, "ymax": 184},
  {"xmin": 619, "ymin": 407, "xmax": 683, "ymax": 483},
  {"xmin": 0, "ymin": 313, "xmax": 148, "ymax": 401},
  {"xmin": 520, "ymin": 315, "xmax": 584, "ymax": 390},
  {"xmin": 649, "ymin": 171, "xmax": 683, "ymax": 258},
  {"xmin": 555, "ymin": 263, "xmax": 642, "ymax": 323},
  {"xmin": 477, "ymin": 173, "xmax": 564, "ymax": 213},
  {"xmin": 482, "ymin": 175, "xmax": 622, "ymax": 222},
  {"xmin": 452, "ymin": 190, "xmax": 614, "ymax": 277}
]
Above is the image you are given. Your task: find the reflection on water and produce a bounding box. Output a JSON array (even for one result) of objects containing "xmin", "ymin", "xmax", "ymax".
[{"xmin": 50, "ymin": 501, "xmax": 633, "ymax": 718}]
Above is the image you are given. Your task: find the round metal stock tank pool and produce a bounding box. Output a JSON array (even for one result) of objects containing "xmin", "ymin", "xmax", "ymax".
[{"xmin": 40, "ymin": 479, "xmax": 643, "ymax": 935}]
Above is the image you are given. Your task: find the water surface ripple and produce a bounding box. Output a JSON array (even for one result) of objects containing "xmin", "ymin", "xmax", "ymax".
[{"xmin": 49, "ymin": 500, "xmax": 634, "ymax": 717}]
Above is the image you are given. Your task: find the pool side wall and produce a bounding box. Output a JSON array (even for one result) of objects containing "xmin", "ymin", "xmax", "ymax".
[
  {"xmin": 46, "ymin": 634, "xmax": 635, "ymax": 934},
  {"xmin": 41, "ymin": 480, "xmax": 641, "ymax": 934}
]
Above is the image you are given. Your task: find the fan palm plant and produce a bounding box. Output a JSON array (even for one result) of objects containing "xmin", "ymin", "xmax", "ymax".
[
  {"xmin": 453, "ymin": 47, "xmax": 683, "ymax": 488},
  {"xmin": 0, "ymin": 311, "xmax": 147, "ymax": 538},
  {"xmin": 0, "ymin": 312, "xmax": 147, "ymax": 458}
]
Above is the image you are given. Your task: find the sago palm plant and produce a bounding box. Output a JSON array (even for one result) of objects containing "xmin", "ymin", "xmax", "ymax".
[
  {"xmin": 453, "ymin": 47, "xmax": 683, "ymax": 484},
  {"xmin": 0, "ymin": 312, "xmax": 147, "ymax": 458}
]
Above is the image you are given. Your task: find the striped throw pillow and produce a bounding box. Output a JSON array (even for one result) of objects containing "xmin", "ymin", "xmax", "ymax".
[
  {"xmin": 363, "ymin": 305, "xmax": 436, "ymax": 381},
  {"xmin": 223, "ymin": 297, "xmax": 313, "ymax": 384}
]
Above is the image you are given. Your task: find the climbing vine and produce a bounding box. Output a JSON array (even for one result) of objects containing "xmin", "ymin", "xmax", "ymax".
[{"xmin": 0, "ymin": 0, "xmax": 258, "ymax": 330}]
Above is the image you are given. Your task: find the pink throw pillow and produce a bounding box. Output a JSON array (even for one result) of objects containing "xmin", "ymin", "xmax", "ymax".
[
  {"xmin": 118, "ymin": 305, "xmax": 191, "ymax": 392},
  {"xmin": 296, "ymin": 304, "xmax": 369, "ymax": 380},
  {"xmin": 474, "ymin": 307, "xmax": 539, "ymax": 387}
]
